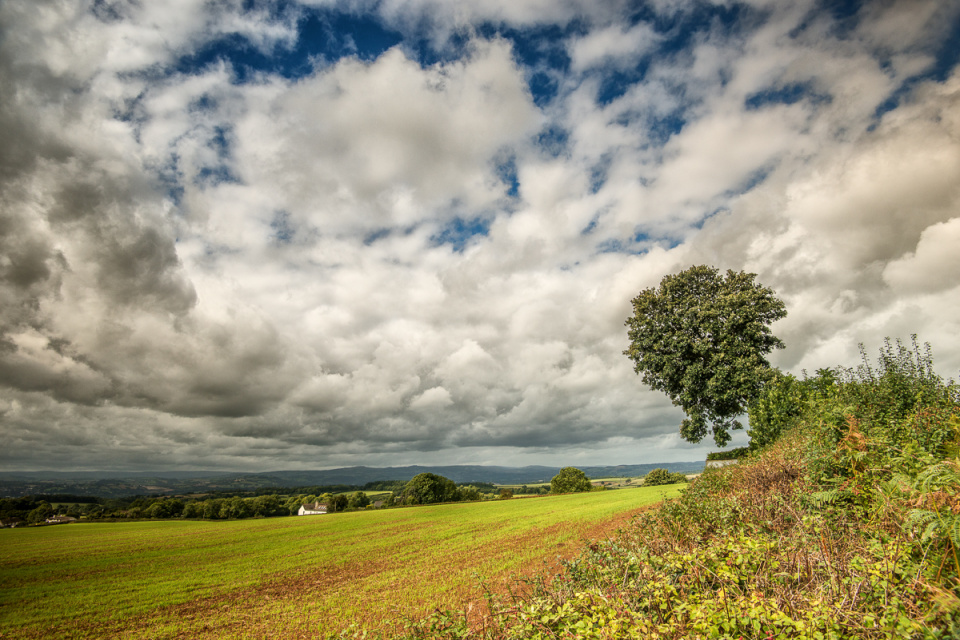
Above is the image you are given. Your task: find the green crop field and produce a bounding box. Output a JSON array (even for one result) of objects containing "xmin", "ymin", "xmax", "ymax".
[{"xmin": 0, "ymin": 485, "xmax": 683, "ymax": 639}]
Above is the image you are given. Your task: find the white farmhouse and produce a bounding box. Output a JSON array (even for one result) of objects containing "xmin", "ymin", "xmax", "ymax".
[{"xmin": 298, "ymin": 502, "xmax": 328, "ymax": 516}]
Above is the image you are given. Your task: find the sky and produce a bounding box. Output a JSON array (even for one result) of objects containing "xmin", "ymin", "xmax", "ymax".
[{"xmin": 2, "ymin": 0, "xmax": 960, "ymax": 473}]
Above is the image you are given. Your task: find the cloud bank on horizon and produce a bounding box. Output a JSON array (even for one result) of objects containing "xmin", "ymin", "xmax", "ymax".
[{"xmin": 1, "ymin": 0, "xmax": 959, "ymax": 472}]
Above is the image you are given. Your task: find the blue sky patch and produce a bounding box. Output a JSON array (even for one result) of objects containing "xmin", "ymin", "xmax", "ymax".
[
  {"xmin": 195, "ymin": 166, "xmax": 240, "ymax": 188},
  {"xmin": 363, "ymin": 228, "xmax": 392, "ymax": 246},
  {"xmin": 643, "ymin": 110, "xmax": 687, "ymax": 147},
  {"xmin": 595, "ymin": 237, "xmax": 651, "ymax": 256},
  {"xmin": 933, "ymin": 21, "xmax": 960, "ymax": 82},
  {"xmin": 692, "ymin": 207, "xmax": 728, "ymax": 231},
  {"xmin": 745, "ymin": 83, "xmax": 829, "ymax": 110},
  {"xmin": 580, "ymin": 213, "xmax": 601, "ymax": 236},
  {"xmin": 193, "ymin": 126, "xmax": 240, "ymax": 187},
  {"xmin": 492, "ymin": 22, "xmax": 580, "ymax": 106},
  {"xmin": 270, "ymin": 210, "xmax": 295, "ymax": 244},
  {"xmin": 653, "ymin": 2, "xmax": 755, "ymax": 56},
  {"xmin": 589, "ymin": 156, "xmax": 612, "ymax": 194},
  {"xmin": 208, "ymin": 125, "xmax": 231, "ymax": 157},
  {"xmin": 496, "ymin": 157, "xmax": 520, "ymax": 198},
  {"xmin": 536, "ymin": 125, "xmax": 569, "ymax": 157},
  {"xmin": 873, "ymin": 22, "xmax": 960, "ymax": 120},
  {"xmin": 819, "ymin": 0, "xmax": 864, "ymax": 37},
  {"xmin": 633, "ymin": 230, "xmax": 680, "ymax": 251},
  {"xmin": 174, "ymin": 6, "xmax": 406, "ymax": 82},
  {"xmin": 724, "ymin": 164, "xmax": 775, "ymax": 199},
  {"xmin": 431, "ymin": 216, "xmax": 491, "ymax": 252},
  {"xmin": 596, "ymin": 67, "xmax": 644, "ymax": 107}
]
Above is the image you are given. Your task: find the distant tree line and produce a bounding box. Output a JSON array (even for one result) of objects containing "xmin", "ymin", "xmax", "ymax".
[
  {"xmin": 0, "ymin": 477, "xmax": 511, "ymax": 523},
  {"xmin": 514, "ymin": 485, "xmax": 550, "ymax": 495},
  {"xmin": 3, "ymin": 469, "xmax": 672, "ymax": 526}
]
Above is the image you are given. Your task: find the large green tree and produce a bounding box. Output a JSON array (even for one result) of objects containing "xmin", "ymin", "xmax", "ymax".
[
  {"xmin": 348, "ymin": 491, "xmax": 370, "ymax": 509},
  {"xmin": 550, "ymin": 467, "xmax": 593, "ymax": 494},
  {"xmin": 400, "ymin": 473, "xmax": 460, "ymax": 505},
  {"xmin": 624, "ymin": 265, "xmax": 787, "ymax": 446}
]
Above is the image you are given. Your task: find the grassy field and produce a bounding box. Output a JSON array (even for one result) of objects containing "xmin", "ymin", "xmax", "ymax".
[{"xmin": 0, "ymin": 485, "xmax": 683, "ymax": 639}]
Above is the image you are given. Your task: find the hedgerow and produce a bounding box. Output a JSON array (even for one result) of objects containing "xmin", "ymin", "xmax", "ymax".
[{"xmin": 378, "ymin": 337, "xmax": 960, "ymax": 640}]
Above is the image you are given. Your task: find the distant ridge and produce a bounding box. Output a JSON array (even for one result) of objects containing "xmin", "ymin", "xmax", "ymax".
[{"xmin": 0, "ymin": 462, "xmax": 704, "ymax": 498}]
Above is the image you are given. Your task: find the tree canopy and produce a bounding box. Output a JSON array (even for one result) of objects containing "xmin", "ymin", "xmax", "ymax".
[
  {"xmin": 642, "ymin": 468, "xmax": 688, "ymax": 486},
  {"xmin": 550, "ymin": 467, "xmax": 593, "ymax": 494},
  {"xmin": 400, "ymin": 473, "xmax": 460, "ymax": 505},
  {"xmin": 624, "ymin": 265, "xmax": 787, "ymax": 446}
]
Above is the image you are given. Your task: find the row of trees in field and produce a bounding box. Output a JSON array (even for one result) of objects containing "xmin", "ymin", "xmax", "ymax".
[{"xmin": 0, "ymin": 494, "xmax": 295, "ymax": 523}]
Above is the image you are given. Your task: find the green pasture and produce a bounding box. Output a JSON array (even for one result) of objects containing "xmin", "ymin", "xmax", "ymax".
[{"xmin": 0, "ymin": 485, "xmax": 682, "ymax": 639}]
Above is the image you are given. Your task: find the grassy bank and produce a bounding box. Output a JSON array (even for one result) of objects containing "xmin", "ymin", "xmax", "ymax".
[{"xmin": 0, "ymin": 484, "xmax": 680, "ymax": 639}]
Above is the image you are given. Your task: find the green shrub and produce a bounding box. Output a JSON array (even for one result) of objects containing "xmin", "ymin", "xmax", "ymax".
[
  {"xmin": 642, "ymin": 468, "xmax": 688, "ymax": 486},
  {"xmin": 706, "ymin": 446, "xmax": 750, "ymax": 460},
  {"xmin": 747, "ymin": 371, "xmax": 808, "ymax": 448},
  {"xmin": 803, "ymin": 337, "xmax": 960, "ymax": 509}
]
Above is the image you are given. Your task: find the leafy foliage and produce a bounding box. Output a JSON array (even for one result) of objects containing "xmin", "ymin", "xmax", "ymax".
[
  {"xmin": 747, "ymin": 371, "xmax": 808, "ymax": 448},
  {"xmin": 705, "ymin": 446, "xmax": 750, "ymax": 461},
  {"xmin": 908, "ymin": 455, "xmax": 960, "ymax": 581},
  {"xmin": 642, "ymin": 468, "xmax": 688, "ymax": 486},
  {"xmin": 550, "ymin": 467, "xmax": 593, "ymax": 494},
  {"xmin": 348, "ymin": 491, "xmax": 371, "ymax": 509},
  {"xmin": 401, "ymin": 473, "xmax": 461, "ymax": 505},
  {"xmin": 624, "ymin": 265, "xmax": 787, "ymax": 446}
]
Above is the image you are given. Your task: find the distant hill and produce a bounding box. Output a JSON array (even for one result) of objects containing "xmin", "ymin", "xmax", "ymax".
[{"xmin": 0, "ymin": 462, "xmax": 704, "ymax": 498}]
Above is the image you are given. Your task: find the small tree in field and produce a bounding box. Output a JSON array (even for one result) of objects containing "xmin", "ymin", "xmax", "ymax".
[
  {"xmin": 401, "ymin": 473, "xmax": 460, "ymax": 505},
  {"xmin": 624, "ymin": 265, "xmax": 787, "ymax": 446},
  {"xmin": 328, "ymin": 494, "xmax": 348, "ymax": 512},
  {"xmin": 643, "ymin": 468, "xmax": 688, "ymax": 486},
  {"xmin": 348, "ymin": 491, "xmax": 370, "ymax": 509},
  {"xmin": 551, "ymin": 467, "xmax": 593, "ymax": 494}
]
